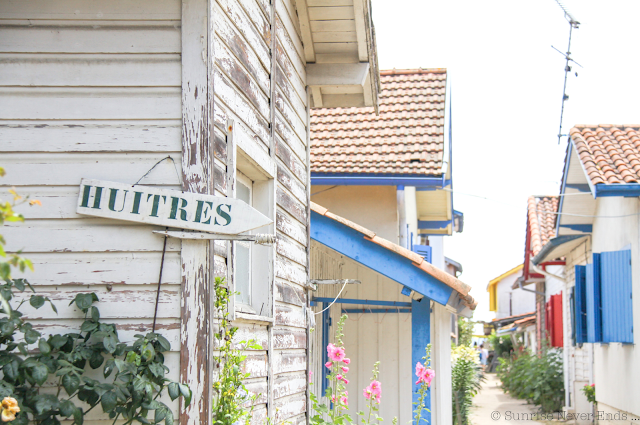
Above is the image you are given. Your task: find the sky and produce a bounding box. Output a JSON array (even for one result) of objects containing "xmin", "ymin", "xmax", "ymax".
[{"xmin": 371, "ymin": 0, "xmax": 640, "ymax": 322}]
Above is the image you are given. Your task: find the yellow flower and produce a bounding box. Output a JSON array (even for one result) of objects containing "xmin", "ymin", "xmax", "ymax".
[{"xmin": 1, "ymin": 397, "xmax": 20, "ymax": 422}]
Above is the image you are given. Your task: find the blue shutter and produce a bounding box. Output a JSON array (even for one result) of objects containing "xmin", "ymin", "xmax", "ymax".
[
  {"xmin": 585, "ymin": 255, "xmax": 603, "ymax": 343},
  {"xmin": 574, "ymin": 265, "xmax": 587, "ymax": 344},
  {"xmin": 412, "ymin": 244, "xmax": 432, "ymax": 263},
  {"xmin": 600, "ymin": 250, "xmax": 633, "ymax": 344}
]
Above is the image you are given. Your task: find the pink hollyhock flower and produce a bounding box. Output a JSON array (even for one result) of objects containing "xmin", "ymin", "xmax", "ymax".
[
  {"xmin": 415, "ymin": 362, "xmax": 425, "ymax": 379},
  {"xmin": 343, "ymin": 358, "xmax": 351, "ymax": 365},
  {"xmin": 341, "ymin": 396, "xmax": 348, "ymax": 406},
  {"xmin": 309, "ymin": 371, "xmax": 313, "ymax": 382},
  {"xmin": 374, "ymin": 394, "xmax": 381, "ymax": 403},
  {"xmin": 423, "ymin": 369, "xmax": 435, "ymax": 385},
  {"xmin": 369, "ymin": 380, "xmax": 381, "ymax": 396},
  {"xmin": 331, "ymin": 396, "xmax": 336, "ymax": 402},
  {"xmin": 342, "ymin": 366, "xmax": 349, "ymax": 373},
  {"xmin": 343, "ymin": 378, "xmax": 349, "ymax": 384},
  {"xmin": 337, "ymin": 374, "xmax": 343, "ymax": 381},
  {"xmin": 591, "ymin": 384, "xmax": 595, "ymax": 387},
  {"xmin": 327, "ymin": 343, "xmax": 346, "ymax": 362},
  {"xmin": 363, "ymin": 388, "xmax": 371, "ymax": 400},
  {"xmin": 325, "ymin": 361, "xmax": 333, "ymax": 369},
  {"xmin": 344, "ymin": 391, "xmax": 348, "ymax": 396}
]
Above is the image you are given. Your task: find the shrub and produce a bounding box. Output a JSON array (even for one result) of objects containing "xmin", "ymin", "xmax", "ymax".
[
  {"xmin": 487, "ymin": 331, "xmax": 513, "ymax": 358},
  {"xmin": 451, "ymin": 345, "xmax": 483, "ymax": 425},
  {"xmin": 496, "ymin": 346, "xmax": 564, "ymax": 413}
]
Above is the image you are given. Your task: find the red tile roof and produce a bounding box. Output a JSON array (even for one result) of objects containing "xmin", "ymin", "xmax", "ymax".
[
  {"xmin": 570, "ymin": 125, "xmax": 640, "ymax": 185},
  {"xmin": 311, "ymin": 201, "xmax": 477, "ymax": 310},
  {"xmin": 310, "ymin": 69, "xmax": 446, "ymax": 175},
  {"xmin": 527, "ymin": 196, "xmax": 559, "ymax": 256}
]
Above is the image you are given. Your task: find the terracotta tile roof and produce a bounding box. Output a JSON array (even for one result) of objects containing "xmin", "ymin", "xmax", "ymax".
[
  {"xmin": 310, "ymin": 201, "xmax": 477, "ymax": 310},
  {"xmin": 491, "ymin": 311, "xmax": 535, "ymax": 322},
  {"xmin": 310, "ymin": 69, "xmax": 446, "ymax": 175},
  {"xmin": 527, "ymin": 196, "xmax": 559, "ymax": 256},
  {"xmin": 570, "ymin": 125, "xmax": 640, "ymax": 185}
]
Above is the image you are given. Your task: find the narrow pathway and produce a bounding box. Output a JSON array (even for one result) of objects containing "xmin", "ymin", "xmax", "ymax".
[{"xmin": 470, "ymin": 373, "xmax": 543, "ymax": 425}]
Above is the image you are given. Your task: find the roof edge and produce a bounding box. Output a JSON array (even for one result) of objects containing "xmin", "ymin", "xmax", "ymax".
[
  {"xmin": 488, "ymin": 264, "xmax": 523, "ymax": 288},
  {"xmin": 380, "ymin": 68, "xmax": 447, "ymax": 76}
]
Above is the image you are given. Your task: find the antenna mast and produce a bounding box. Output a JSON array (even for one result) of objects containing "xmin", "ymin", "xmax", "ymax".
[{"xmin": 553, "ymin": 0, "xmax": 580, "ymax": 144}]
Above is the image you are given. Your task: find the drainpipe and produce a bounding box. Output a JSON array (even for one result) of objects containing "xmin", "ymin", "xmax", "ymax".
[
  {"xmin": 397, "ymin": 186, "xmax": 407, "ymax": 248},
  {"xmin": 515, "ymin": 277, "xmax": 545, "ymax": 296}
]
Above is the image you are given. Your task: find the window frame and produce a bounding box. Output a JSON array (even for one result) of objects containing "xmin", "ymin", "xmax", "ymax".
[{"xmin": 226, "ymin": 121, "xmax": 277, "ymax": 323}]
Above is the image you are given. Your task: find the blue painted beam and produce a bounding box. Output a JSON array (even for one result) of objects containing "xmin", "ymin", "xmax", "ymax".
[
  {"xmin": 311, "ymin": 173, "xmax": 447, "ymax": 188},
  {"xmin": 412, "ymin": 299, "xmax": 431, "ymax": 422},
  {"xmin": 559, "ymin": 224, "xmax": 593, "ymax": 233},
  {"xmin": 418, "ymin": 220, "xmax": 452, "ymax": 230},
  {"xmin": 321, "ymin": 303, "xmax": 330, "ymax": 393},
  {"xmin": 401, "ymin": 286, "xmax": 412, "ymax": 296},
  {"xmin": 312, "ymin": 297, "xmax": 412, "ymax": 307},
  {"xmin": 594, "ymin": 183, "xmax": 640, "ymax": 198},
  {"xmin": 342, "ymin": 308, "xmax": 411, "ymax": 314},
  {"xmin": 311, "ymin": 211, "xmax": 454, "ymax": 305}
]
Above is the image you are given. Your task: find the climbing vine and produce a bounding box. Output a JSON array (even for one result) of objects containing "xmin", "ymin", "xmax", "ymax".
[{"xmin": 212, "ymin": 277, "xmax": 261, "ymax": 425}]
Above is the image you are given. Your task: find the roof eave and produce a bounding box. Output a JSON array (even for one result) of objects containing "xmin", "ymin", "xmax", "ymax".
[{"xmin": 298, "ymin": 0, "xmax": 380, "ymax": 111}]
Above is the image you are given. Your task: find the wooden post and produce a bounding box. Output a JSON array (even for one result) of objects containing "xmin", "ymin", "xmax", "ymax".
[
  {"xmin": 180, "ymin": 0, "xmax": 214, "ymax": 424},
  {"xmin": 432, "ymin": 302, "xmax": 452, "ymax": 425},
  {"xmin": 411, "ymin": 298, "xmax": 431, "ymax": 423}
]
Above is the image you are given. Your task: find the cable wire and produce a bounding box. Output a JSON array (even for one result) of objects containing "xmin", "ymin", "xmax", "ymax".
[{"xmin": 314, "ymin": 280, "xmax": 349, "ymax": 315}]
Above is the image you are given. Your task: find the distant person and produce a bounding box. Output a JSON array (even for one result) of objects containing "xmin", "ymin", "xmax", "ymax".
[{"xmin": 480, "ymin": 343, "xmax": 489, "ymax": 371}]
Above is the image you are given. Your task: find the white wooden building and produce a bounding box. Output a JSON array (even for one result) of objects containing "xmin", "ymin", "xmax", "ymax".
[
  {"xmin": 307, "ymin": 69, "xmax": 475, "ymax": 425},
  {"xmin": 0, "ymin": 0, "xmax": 381, "ymax": 423},
  {"xmin": 534, "ymin": 125, "xmax": 640, "ymax": 424}
]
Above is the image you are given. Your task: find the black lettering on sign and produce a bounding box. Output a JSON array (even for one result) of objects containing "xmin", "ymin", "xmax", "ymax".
[
  {"xmin": 194, "ymin": 200, "xmax": 214, "ymax": 224},
  {"xmin": 131, "ymin": 192, "xmax": 144, "ymax": 215},
  {"xmin": 214, "ymin": 204, "xmax": 232, "ymax": 226},
  {"xmin": 169, "ymin": 197, "xmax": 189, "ymax": 221},
  {"xmin": 92, "ymin": 187, "xmax": 104, "ymax": 209},
  {"xmin": 147, "ymin": 194, "xmax": 167, "ymax": 218},
  {"xmin": 108, "ymin": 189, "xmax": 129, "ymax": 212}
]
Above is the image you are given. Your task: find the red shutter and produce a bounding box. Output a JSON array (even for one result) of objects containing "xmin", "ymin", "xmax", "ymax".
[{"xmin": 551, "ymin": 293, "xmax": 564, "ymax": 347}]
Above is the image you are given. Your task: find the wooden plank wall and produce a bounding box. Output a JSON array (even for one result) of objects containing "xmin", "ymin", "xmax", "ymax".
[
  {"xmin": 310, "ymin": 243, "xmax": 413, "ymax": 424},
  {"xmin": 212, "ymin": 0, "xmax": 309, "ymax": 421},
  {"xmin": 0, "ymin": 0, "xmax": 183, "ymax": 423}
]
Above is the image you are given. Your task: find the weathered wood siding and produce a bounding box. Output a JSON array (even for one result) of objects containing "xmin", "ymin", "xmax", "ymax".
[
  {"xmin": 310, "ymin": 243, "xmax": 412, "ymax": 423},
  {"xmin": 0, "ymin": 0, "xmax": 183, "ymax": 422},
  {"xmin": 213, "ymin": 0, "xmax": 309, "ymax": 422}
]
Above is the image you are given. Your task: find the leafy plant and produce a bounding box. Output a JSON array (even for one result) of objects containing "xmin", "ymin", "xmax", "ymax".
[
  {"xmin": 451, "ymin": 345, "xmax": 484, "ymax": 425},
  {"xmin": 413, "ymin": 345, "xmax": 434, "ymax": 424},
  {"xmin": 496, "ymin": 343, "xmax": 564, "ymax": 413},
  {"xmin": 310, "ymin": 314, "xmax": 353, "ymax": 425},
  {"xmin": 457, "ymin": 317, "xmax": 474, "ymax": 347},
  {"xmin": 487, "ymin": 331, "xmax": 513, "ymax": 358},
  {"xmin": 212, "ymin": 277, "xmax": 261, "ymax": 425},
  {"xmin": 0, "ymin": 171, "xmax": 191, "ymax": 425},
  {"xmin": 581, "ymin": 384, "xmax": 595, "ymax": 404},
  {"xmin": 358, "ymin": 362, "xmax": 383, "ymax": 425}
]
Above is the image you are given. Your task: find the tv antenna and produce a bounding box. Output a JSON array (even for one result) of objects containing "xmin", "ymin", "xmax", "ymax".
[{"xmin": 552, "ymin": 0, "xmax": 581, "ymax": 144}]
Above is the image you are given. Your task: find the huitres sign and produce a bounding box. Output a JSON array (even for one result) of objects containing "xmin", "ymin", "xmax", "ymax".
[{"xmin": 77, "ymin": 179, "xmax": 272, "ymax": 234}]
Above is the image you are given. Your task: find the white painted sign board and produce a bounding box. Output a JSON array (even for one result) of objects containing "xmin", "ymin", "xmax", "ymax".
[{"xmin": 77, "ymin": 179, "xmax": 272, "ymax": 234}]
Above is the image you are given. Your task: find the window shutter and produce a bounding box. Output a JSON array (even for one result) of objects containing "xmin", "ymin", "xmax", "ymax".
[
  {"xmin": 412, "ymin": 244, "xmax": 432, "ymax": 264},
  {"xmin": 586, "ymin": 255, "xmax": 603, "ymax": 343},
  {"xmin": 574, "ymin": 265, "xmax": 588, "ymax": 344},
  {"xmin": 551, "ymin": 292, "xmax": 564, "ymax": 347},
  {"xmin": 600, "ymin": 249, "xmax": 633, "ymax": 343}
]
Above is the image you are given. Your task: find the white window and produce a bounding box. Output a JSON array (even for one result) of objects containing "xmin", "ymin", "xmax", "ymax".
[
  {"xmin": 231, "ymin": 142, "xmax": 276, "ymax": 320},
  {"xmin": 235, "ymin": 172, "xmax": 253, "ymax": 309}
]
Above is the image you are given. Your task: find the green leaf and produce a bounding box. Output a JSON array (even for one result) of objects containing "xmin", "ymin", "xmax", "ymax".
[
  {"xmin": 89, "ymin": 351, "xmax": 104, "ymax": 369},
  {"xmin": 78, "ymin": 389, "xmax": 100, "ymax": 406},
  {"xmin": 13, "ymin": 279, "xmax": 25, "ymax": 291},
  {"xmin": 71, "ymin": 293, "xmax": 97, "ymax": 311},
  {"xmin": 103, "ymin": 359, "xmax": 115, "ymax": 378},
  {"xmin": 155, "ymin": 407, "xmax": 167, "ymax": 423},
  {"xmin": 90, "ymin": 306, "xmax": 100, "ymax": 322},
  {"xmin": 165, "ymin": 408, "xmax": 174, "ymax": 425},
  {"xmin": 101, "ymin": 391, "xmax": 118, "ymax": 413},
  {"xmin": 73, "ymin": 407, "xmax": 84, "ymax": 425},
  {"xmin": 30, "ymin": 295, "xmax": 45, "ymax": 309},
  {"xmin": 32, "ymin": 363, "xmax": 49, "ymax": 385},
  {"xmin": 25, "ymin": 328, "xmax": 40, "ymax": 344},
  {"xmin": 80, "ymin": 321, "xmax": 98, "ymax": 333},
  {"xmin": 178, "ymin": 383, "xmax": 192, "ymax": 407},
  {"xmin": 149, "ymin": 362, "xmax": 165, "ymax": 378},
  {"xmin": 103, "ymin": 335, "xmax": 117, "ymax": 353},
  {"xmin": 49, "ymin": 334, "xmax": 68, "ymax": 349},
  {"xmin": 59, "ymin": 400, "xmax": 76, "ymax": 418},
  {"xmin": 62, "ymin": 373, "xmax": 81, "ymax": 396},
  {"xmin": 38, "ymin": 338, "xmax": 51, "ymax": 355},
  {"xmin": 167, "ymin": 383, "xmax": 180, "ymax": 401},
  {"xmin": 35, "ymin": 394, "xmax": 60, "ymax": 414},
  {"xmin": 156, "ymin": 334, "xmax": 171, "ymax": 351}
]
